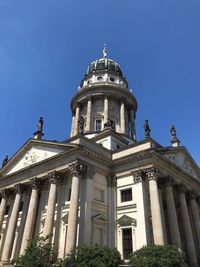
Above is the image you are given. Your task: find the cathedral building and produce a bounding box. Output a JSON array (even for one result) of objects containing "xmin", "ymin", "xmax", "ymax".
[{"xmin": 0, "ymin": 50, "xmax": 200, "ymax": 266}]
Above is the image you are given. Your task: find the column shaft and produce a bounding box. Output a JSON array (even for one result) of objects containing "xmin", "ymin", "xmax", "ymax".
[
  {"xmin": 104, "ymin": 96, "xmax": 109, "ymax": 126},
  {"xmin": 130, "ymin": 110, "xmax": 136, "ymax": 140},
  {"xmin": 165, "ymin": 185, "xmax": 182, "ymax": 247},
  {"xmin": 148, "ymin": 171, "xmax": 165, "ymax": 245},
  {"xmin": 73, "ymin": 105, "xmax": 80, "ymax": 136},
  {"xmin": 0, "ymin": 194, "xmax": 6, "ymax": 230},
  {"xmin": 20, "ymin": 185, "xmax": 39, "ymax": 255},
  {"xmin": 70, "ymin": 114, "xmax": 75, "ymax": 137},
  {"xmin": 120, "ymin": 101, "xmax": 125, "ymax": 134},
  {"xmin": 66, "ymin": 174, "xmax": 80, "ymax": 254},
  {"xmin": 43, "ymin": 181, "xmax": 57, "ymax": 238},
  {"xmin": 86, "ymin": 98, "xmax": 92, "ymax": 132},
  {"xmin": 1, "ymin": 189, "xmax": 21, "ymax": 262},
  {"xmin": 190, "ymin": 198, "xmax": 200, "ymax": 251},
  {"xmin": 178, "ymin": 188, "xmax": 198, "ymax": 266}
]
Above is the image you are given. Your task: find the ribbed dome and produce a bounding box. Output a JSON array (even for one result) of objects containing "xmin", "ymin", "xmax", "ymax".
[{"xmin": 86, "ymin": 58, "xmax": 123, "ymax": 77}]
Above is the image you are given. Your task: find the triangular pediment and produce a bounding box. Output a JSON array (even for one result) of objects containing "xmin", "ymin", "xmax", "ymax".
[
  {"xmin": 117, "ymin": 215, "xmax": 136, "ymax": 226},
  {"xmin": 1, "ymin": 139, "xmax": 77, "ymax": 176},
  {"xmin": 160, "ymin": 147, "xmax": 200, "ymax": 179}
]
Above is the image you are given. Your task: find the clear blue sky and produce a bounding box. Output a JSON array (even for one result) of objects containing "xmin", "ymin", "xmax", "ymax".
[{"xmin": 0, "ymin": 0, "xmax": 200, "ymax": 165}]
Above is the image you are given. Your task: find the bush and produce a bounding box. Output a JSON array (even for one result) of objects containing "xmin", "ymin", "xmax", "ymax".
[
  {"xmin": 129, "ymin": 245, "xmax": 188, "ymax": 267},
  {"xmin": 15, "ymin": 235, "xmax": 55, "ymax": 267},
  {"xmin": 62, "ymin": 244, "xmax": 121, "ymax": 267}
]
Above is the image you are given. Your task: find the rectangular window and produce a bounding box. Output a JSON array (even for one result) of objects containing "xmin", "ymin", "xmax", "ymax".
[
  {"xmin": 68, "ymin": 189, "xmax": 71, "ymax": 201},
  {"xmin": 122, "ymin": 228, "xmax": 133, "ymax": 259},
  {"xmin": 121, "ymin": 188, "xmax": 132, "ymax": 202},
  {"xmin": 95, "ymin": 119, "xmax": 102, "ymax": 132}
]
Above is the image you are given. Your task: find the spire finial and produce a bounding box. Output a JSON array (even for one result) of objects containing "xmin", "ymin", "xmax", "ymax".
[
  {"xmin": 33, "ymin": 116, "xmax": 44, "ymax": 140},
  {"xmin": 103, "ymin": 44, "xmax": 107, "ymax": 59},
  {"xmin": 170, "ymin": 125, "xmax": 180, "ymax": 147}
]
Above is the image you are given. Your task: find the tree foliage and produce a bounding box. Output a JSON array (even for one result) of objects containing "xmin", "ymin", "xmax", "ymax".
[
  {"xmin": 15, "ymin": 235, "xmax": 55, "ymax": 267},
  {"xmin": 129, "ymin": 245, "xmax": 188, "ymax": 267},
  {"xmin": 62, "ymin": 244, "xmax": 121, "ymax": 267}
]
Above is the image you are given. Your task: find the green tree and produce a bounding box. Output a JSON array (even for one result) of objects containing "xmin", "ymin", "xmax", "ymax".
[
  {"xmin": 15, "ymin": 235, "xmax": 55, "ymax": 267},
  {"xmin": 129, "ymin": 245, "xmax": 188, "ymax": 267},
  {"xmin": 62, "ymin": 244, "xmax": 121, "ymax": 267}
]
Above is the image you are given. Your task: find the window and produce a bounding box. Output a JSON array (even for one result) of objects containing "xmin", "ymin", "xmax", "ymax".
[
  {"xmin": 122, "ymin": 228, "xmax": 133, "ymax": 259},
  {"xmin": 97, "ymin": 76, "xmax": 103, "ymax": 81},
  {"xmin": 110, "ymin": 77, "xmax": 115, "ymax": 82},
  {"xmin": 121, "ymin": 188, "xmax": 132, "ymax": 202},
  {"xmin": 95, "ymin": 119, "xmax": 102, "ymax": 132}
]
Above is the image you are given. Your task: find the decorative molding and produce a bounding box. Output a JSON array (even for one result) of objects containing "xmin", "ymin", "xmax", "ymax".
[
  {"xmin": 0, "ymin": 189, "xmax": 7, "ymax": 199},
  {"xmin": 14, "ymin": 183, "xmax": 23, "ymax": 194},
  {"xmin": 29, "ymin": 177, "xmax": 40, "ymax": 189},
  {"xmin": 47, "ymin": 171, "xmax": 61, "ymax": 184},
  {"xmin": 176, "ymin": 184, "xmax": 188, "ymax": 194},
  {"xmin": 159, "ymin": 176, "xmax": 176, "ymax": 187},
  {"xmin": 69, "ymin": 160, "xmax": 88, "ymax": 178},
  {"xmin": 132, "ymin": 170, "xmax": 146, "ymax": 183},
  {"xmin": 146, "ymin": 168, "xmax": 159, "ymax": 181},
  {"xmin": 188, "ymin": 190, "xmax": 198, "ymax": 200}
]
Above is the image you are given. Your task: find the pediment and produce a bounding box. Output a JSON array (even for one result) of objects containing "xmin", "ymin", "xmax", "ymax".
[
  {"xmin": 1, "ymin": 139, "xmax": 75, "ymax": 176},
  {"xmin": 162, "ymin": 149, "xmax": 200, "ymax": 179},
  {"xmin": 117, "ymin": 215, "xmax": 136, "ymax": 226}
]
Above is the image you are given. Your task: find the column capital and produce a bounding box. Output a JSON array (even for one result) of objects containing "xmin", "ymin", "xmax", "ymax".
[
  {"xmin": 47, "ymin": 171, "xmax": 61, "ymax": 184},
  {"xmin": 104, "ymin": 93, "xmax": 110, "ymax": 99},
  {"xmin": 132, "ymin": 170, "xmax": 146, "ymax": 183},
  {"xmin": 188, "ymin": 190, "xmax": 198, "ymax": 200},
  {"xmin": 107, "ymin": 174, "xmax": 116, "ymax": 187},
  {"xmin": 119, "ymin": 96, "xmax": 126, "ymax": 104},
  {"xmin": 14, "ymin": 183, "xmax": 24, "ymax": 194},
  {"xmin": 176, "ymin": 184, "xmax": 188, "ymax": 194},
  {"xmin": 159, "ymin": 176, "xmax": 176, "ymax": 187},
  {"xmin": 146, "ymin": 168, "xmax": 159, "ymax": 181},
  {"xmin": 29, "ymin": 177, "xmax": 40, "ymax": 189},
  {"xmin": 0, "ymin": 189, "xmax": 7, "ymax": 199},
  {"xmin": 87, "ymin": 95, "xmax": 93, "ymax": 101},
  {"xmin": 69, "ymin": 160, "xmax": 89, "ymax": 178}
]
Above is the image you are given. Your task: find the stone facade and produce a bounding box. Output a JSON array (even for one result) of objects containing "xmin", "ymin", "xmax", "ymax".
[{"xmin": 0, "ymin": 55, "xmax": 200, "ymax": 266}]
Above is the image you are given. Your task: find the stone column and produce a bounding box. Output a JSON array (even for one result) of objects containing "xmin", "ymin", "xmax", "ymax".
[
  {"xmin": 120, "ymin": 98, "xmax": 126, "ymax": 134},
  {"xmin": 107, "ymin": 174, "xmax": 116, "ymax": 248},
  {"xmin": 73, "ymin": 103, "xmax": 80, "ymax": 136},
  {"xmin": 162, "ymin": 177, "xmax": 182, "ymax": 248},
  {"xmin": 147, "ymin": 169, "xmax": 165, "ymax": 245},
  {"xmin": 189, "ymin": 191, "xmax": 200, "ymax": 251},
  {"xmin": 0, "ymin": 190, "xmax": 7, "ymax": 231},
  {"xmin": 70, "ymin": 111, "xmax": 76, "ymax": 137},
  {"xmin": 20, "ymin": 178, "xmax": 40, "ymax": 255},
  {"xmin": 177, "ymin": 184, "xmax": 198, "ymax": 267},
  {"xmin": 1, "ymin": 184, "xmax": 22, "ymax": 263},
  {"xmin": 104, "ymin": 94, "xmax": 109, "ymax": 126},
  {"xmin": 79, "ymin": 167, "xmax": 95, "ymax": 244},
  {"xmin": 86, "ymin": 96, "xmax": 92, "ymax": 132},
  {"xmin": 43, "ymin": 171, "xmax": 60, "ymax": 239},
  {"xmin": 66, "ymin": 161, "xmax": 88, "ymax": 255},
  {"xmin": 130, "ymin": 110, "xmax": 136, "ymax": 141},
  {"xmin": 133, "ymin": 171, "xmax": 148, "ymax": 247}
]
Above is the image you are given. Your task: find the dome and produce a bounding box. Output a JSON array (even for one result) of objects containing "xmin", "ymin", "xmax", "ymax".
[{"xmin": 86, "ymin": 58, "xmax": 124, "ymax": 77}]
